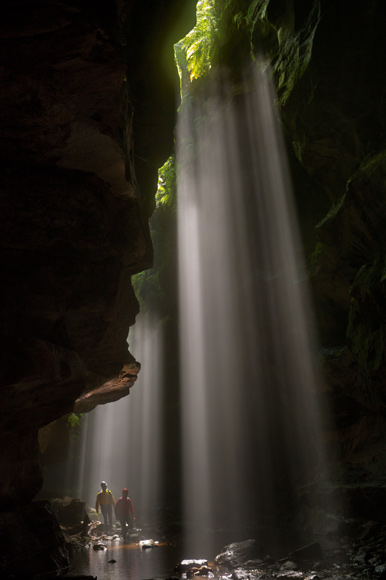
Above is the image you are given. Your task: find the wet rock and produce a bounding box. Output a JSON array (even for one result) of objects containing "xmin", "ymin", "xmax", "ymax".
[
  {"xmin": 280, "ymin": 561, "xmax": 298, "ymax": 570},
  {"xmin": 56, "ymin": 577, "xmax": 96, "ymax": 580},
  {"xmin": 352, "ymin": 550, "xmax": 367, "ymax": 564},
  {"xmin": 175, "ymin": 559, "xmax": 209, "ymax": 573},
  {"xmin": 55, "ymin": 498, "xmax": 86, "ymax": 527},
  {"xmin": 140, "ymin": 538, "xmax": 159, "ymax": 549},
  {"xmin": 187, "ymin": 565, "xmax": 212, "ymax": 577},
  {"xmin": 88, "ymin": 520, "xmax": 105, "ymax": 538},
  {"xmin": 277, "ymin": 572, "xmax": 303, "ymax": 579},
  {"xmin": 215, "ymin": 539, "xmax": 266, "ymax": 569},
  {"xmin": 0, "ymin": 500, "xmax": 69, "ymax": 579},
  {"xmin": 92, "ymin": 543, "xmax": 106, "ymax": 550},
  {"xmin": 287, "ymin": 543, "xmax": 324, "ymax": 563},
  {"xmin": 244, "ymin": 558, "xmax": 265, "ymax": 568},
  {"xmin": 231, "ymin": 570, "xmax": 251, "ymax": 580}
]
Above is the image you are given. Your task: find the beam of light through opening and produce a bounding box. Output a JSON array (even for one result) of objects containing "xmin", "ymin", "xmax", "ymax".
[
  {"xmin": 177, "ymin": 64, "xmax": 336, "ymax": 559},
  {"xmin": 65, "ymin": 311, "xmax": 164, "ymax": 527}
]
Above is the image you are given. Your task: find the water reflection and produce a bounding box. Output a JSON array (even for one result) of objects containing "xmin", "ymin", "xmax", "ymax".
[{"xmin": 69, "ymin": 540, "xmax": 180, "ymax": 579}]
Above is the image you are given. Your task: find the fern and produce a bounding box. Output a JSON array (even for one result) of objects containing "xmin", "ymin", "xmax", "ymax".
[
  {"xmin": 181, "ymin": 0, "xmax": 218, "ymax": 80},
  {"xmin": 67, "ymin": 413, "xmax": 83, "ymax": 429},
  {"xmin": 156, "ymin": 155, "xmax": 177, "ymax": 209}
]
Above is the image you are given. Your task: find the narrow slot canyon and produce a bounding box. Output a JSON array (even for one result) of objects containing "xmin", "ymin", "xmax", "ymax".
[{"xmin": 1, "ymin": 1, "xmax": 386, "ymax": 579}]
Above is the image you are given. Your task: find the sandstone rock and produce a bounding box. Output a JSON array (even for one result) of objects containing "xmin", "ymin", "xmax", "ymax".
[
  {"xmin": 0, "ymin": 0, "xmax": 194, "ymax": 516},
  {"xmin": 0, "ymin": 501, "xmax": 69, "ymax": 579},
  {"xmin": 55, "ymin": 498, "xmax": 86, "ymax": 527}
]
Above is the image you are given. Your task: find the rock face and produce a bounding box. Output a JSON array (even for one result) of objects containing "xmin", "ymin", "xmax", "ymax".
[
  {"xmin": 1, "ymin": 0, "xmax": 386, "ymax": 576},
  {"xmin": 0, "ymin": 0, "xmax": 195, "ymax": 514},
  {"xmin": 272, "ymin": 0, "xmax": 386, "ymax": 498},
  {"xmin": 0, "ymin": 501, "xmax": 70, "ymax": 578},
  {"xmin": 255, "ymin": 4, "xmax": 386, "ymax": 534},
  {"xmin": 0, "ymin": 1, "xmax": 195, "ymax": 576}
]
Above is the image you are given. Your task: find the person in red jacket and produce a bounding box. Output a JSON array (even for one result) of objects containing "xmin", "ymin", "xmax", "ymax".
[{"xmin": 115, "ymin": 488, "xmax": 135, "ymax": 538}]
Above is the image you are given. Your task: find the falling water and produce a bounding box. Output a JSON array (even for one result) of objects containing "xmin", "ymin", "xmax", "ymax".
[
  {"xmin": 71, "ymin": 310, "xmax": 164, "ymax": 521},
  {"xmin": 177, "ymin": 66, "xmax": 332, "ymax": 556}
]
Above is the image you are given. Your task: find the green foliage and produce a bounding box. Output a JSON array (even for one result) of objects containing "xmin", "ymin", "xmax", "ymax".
[
  {"xmin": 347, "ymin": 261, "xmax": 386, "ymax": 371},
  {"xmin": 132, "ymin": 269, "xmax": 165, "ymax": 314},
  {"xmin": 133, "ymin": 155, "xmax": 177, "ymax": 317},
  {"xmin": 175, "ymin": 0, "xmax": 278, "ymax": 94},
  {"xmin": 67, "ymin": 413, "xmax": 83, "ymax": 429},
  {"xmin": 139, "ymin": 0, "xmax": 310, "ymax": 319},
  {"xmin": 233, "ymin": 0, "xmax": 268, "ymax": 33},
  {"xmin": 308, "ymin": 242, "xmax": 324, "ymax": 277},
  {"xmin": 181, "ymin": 0, "xmax": 218, "ymax": 81},
  {"xmin": 156, "ymin": 155, "xmax": 177, "ymax": 209}
]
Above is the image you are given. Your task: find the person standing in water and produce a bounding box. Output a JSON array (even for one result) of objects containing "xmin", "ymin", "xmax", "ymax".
[
  {"xmin": 95, "ymin": 481, "xmax": 115, "ymax": 530},
  {"xmin": 115, "ymin": 488, "xmax": 135, "ymax": 538}
]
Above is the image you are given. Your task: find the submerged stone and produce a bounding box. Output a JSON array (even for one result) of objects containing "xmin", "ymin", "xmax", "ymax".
[{"xmin": 92, "ymin": 543, "xmax": 106, "ymax": 550}]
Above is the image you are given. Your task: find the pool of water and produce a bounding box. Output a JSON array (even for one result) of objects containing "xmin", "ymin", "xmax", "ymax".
[
  {"xmin": 68, "ymin": 539, "xmax": 186, "ymax": 579},
  {"xmin": 64, "ymin": 522, "xmax": 265, "ymax": 580}
]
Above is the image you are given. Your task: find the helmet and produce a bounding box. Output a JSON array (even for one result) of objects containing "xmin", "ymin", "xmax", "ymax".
[
  {"xmin": 122, "ymin": 488, "xmax": 128, "ymax": 495},
  {"xmin": 101, "ymin": 481, "xmax": 107, "ymax": 488}
]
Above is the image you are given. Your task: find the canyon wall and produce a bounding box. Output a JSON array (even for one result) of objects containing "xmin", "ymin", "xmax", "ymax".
[
  {"xmin": 0, "ymin": 0, "xmax": 194, "ymax": 511},
  {"xmin": 1, "ymin": 0, "xmax": 386, "ymax": 575},
  {"xmin": 272, "ymin": 0, "xmax": 386, "ymax": 513}
]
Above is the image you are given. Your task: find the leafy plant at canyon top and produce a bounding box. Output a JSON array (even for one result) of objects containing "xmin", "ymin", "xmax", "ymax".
[
  {"xmin": 174, "ymin": 0, "xmax": 276, "ymax": 99},
  {"xmin": 180, "ymin": 0, "xmax": 218, "ymax": 81},
  {"xmin": 139, "ymin": 1, "xmax": 271, "ymax": 317}
]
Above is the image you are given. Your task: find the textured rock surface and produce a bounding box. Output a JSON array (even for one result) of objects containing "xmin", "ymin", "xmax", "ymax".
[
  {"xmin": 0, "ymin": 1, "xmax": 195, "ymax": 577},
  {"xmin": 0, "ymin": 501, "xmax": 70, "ymax": 578},
  {"xmin": 1, "ymin": 0, "xmax": 386, "ymax": 576},
  {"xmin": 0, "ymin": 0, "xmax": 194, "ymax": 513},
  {"xmin": 268, "ymin": 0, "xmax": 386, "ymax": 506}
]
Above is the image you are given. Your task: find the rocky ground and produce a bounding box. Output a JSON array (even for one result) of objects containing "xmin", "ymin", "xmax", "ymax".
[
  {"xmin": 60, "ymin": 531, "xmax": 386, "ymax": 580},
  {"xmin": 51, "ymin": 499, "xmax": 386, "ymax": 580},
  {"xmin": 207, "ymin": 535, "xmax": 386, "ymax": 580}
]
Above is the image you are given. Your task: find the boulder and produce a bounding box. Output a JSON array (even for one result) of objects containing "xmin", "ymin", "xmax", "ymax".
[
  {"xmin": 214, "ymin": 539, "xmax": 266, "ymax": 569},
  {"xmin": 0, "ymin": 501, "xmax": 69, "ymax": 579}
]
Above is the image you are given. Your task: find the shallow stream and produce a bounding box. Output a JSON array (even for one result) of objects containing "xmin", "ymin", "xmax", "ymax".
[
  {"xmin": 67, "ymin": 539, "xmax": 184, "ymax": 579},
  {"xmin": 62, "ymin": 521, "xmax": 386, "ymax": 580}
]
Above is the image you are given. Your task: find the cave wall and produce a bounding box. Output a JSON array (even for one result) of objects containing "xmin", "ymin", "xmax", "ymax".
[
  {"xmin": 0, "ymin": 0, "xmax": 195, "ymax": 515},
  {"xmin": 1, "ymin": 0, "xmax": 386, "ymax": 574},
  {"xmin": 262, "ymin": 0, "xmax": 386, "ymax": 500}
]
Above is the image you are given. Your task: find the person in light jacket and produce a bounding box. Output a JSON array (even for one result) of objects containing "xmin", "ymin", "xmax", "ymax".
[{"xmin": 95, "ymin": 481, "xmax": 115, "ymax": 529}]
